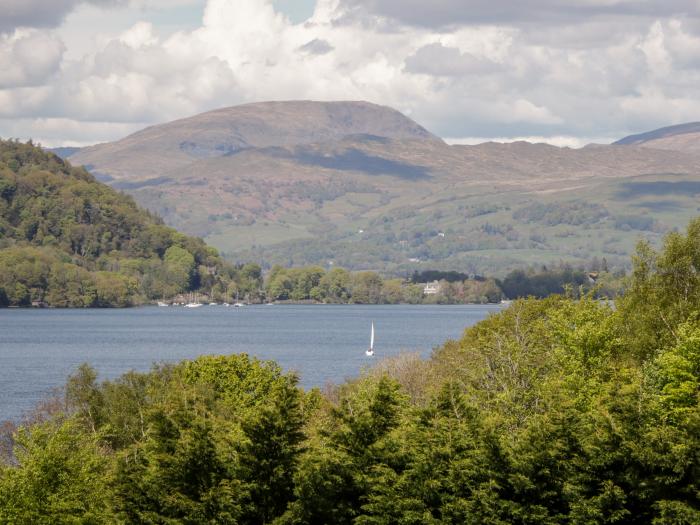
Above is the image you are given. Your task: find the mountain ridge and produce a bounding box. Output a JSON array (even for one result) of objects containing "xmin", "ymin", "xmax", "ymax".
[
  {"xmin": 614, "ymin": 122, "xmax": 700, "ymax": 145},
  {"xmin": 613, "ymin": 122, "xmax": 700, "ymax": 154}
]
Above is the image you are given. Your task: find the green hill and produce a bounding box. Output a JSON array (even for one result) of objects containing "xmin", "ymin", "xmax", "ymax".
[{"xmin": 0, "ymin": 139, "xmax": 257, "ymax": 307}]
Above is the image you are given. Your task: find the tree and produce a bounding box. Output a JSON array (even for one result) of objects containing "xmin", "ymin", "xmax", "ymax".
[
  {"xmin": 288, "ymin": 266, "xmax": 325, "ymax": 301},
  {"xmin": 238, "ymin": 377, "xmax": 305, "ymax": 523},
  {"xmin": 112, "ymin": 406, "xmax": 244, "ymax": 524},
  {"xmin": 66, "ymin": 364, "xmax": 105, "ymax": 434},
  {"xmin": 163, "ymin": 245, "xmax": 196, "ymax": 293},
  {"xmin": 286, "ymin": 377, "xmax": 406, "ymax": 524},
  {"xmin": 351, "ymin": 272, "xmax": 384, "ymax": 304},
  {"xmin": 619, "ymin": 218, "xmax": 700, "ymax": 358},
  {"xmin": 0, "ymin": 419, "xmax": 112, "ymax": 524},
  {"xmin": 319, "ymin": 267, "xmax": 351, "ymax": 303},
  {"xmin": 266, "ymin": 267, "xmax": 292, "ymax": 300}
]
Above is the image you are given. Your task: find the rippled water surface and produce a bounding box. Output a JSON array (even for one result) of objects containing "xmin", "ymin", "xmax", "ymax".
[{"xmin": 0, "ymin": 304, "xmax": 501, "ymax": 422}]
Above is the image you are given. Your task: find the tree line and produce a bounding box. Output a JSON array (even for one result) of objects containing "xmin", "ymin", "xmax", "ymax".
[
  {"xmin": 259, "ymin": 264, "xmax": 623, "ymax": 305},
  {"xmin": 261, "ymin": 265, "xmax": 503, "ymax": 304},
  {"xmin": 1, "ymin": 218, "xmax": 699, "ymax": 523}
]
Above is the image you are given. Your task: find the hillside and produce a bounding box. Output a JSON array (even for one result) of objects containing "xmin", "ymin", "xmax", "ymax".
[
  {"xmin": 614, "ymin": 122, "xmax": 700, "ymax": 153},
  {"xmin": 0, "ymin": 140, "xmax": 259, "ymax": 307},
  {"xmin": 65, "ymin": 103, "xmax": 700, "ymax": 274}
]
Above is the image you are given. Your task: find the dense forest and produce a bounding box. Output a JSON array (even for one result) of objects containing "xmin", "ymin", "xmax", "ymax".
[
  {"xmin": 1, "ymin": 219, "xmax": 698, "ymax": 523},
  {"xmin": 0, "ymin": 139, "xmax": 259, "ymax": 307}
]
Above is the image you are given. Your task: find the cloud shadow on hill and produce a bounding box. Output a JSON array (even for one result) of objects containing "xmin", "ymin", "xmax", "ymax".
[
  {"xmin": 295, "ymin": 148, "xmax": 431, "ymax": 180},
  {"xmin": 616, "ymin": 179, "xmax": 700, "ymax": 199}
]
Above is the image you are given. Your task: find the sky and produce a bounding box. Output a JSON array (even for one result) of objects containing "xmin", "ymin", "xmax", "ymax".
[{"xmin": 1, "ymin": 0, "xmax": 700, "ymax": 147}]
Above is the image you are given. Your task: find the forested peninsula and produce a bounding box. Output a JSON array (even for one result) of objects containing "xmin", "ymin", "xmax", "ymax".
[
  {"xmin": 0, "ymin": 139, "xmax": 254, "ymax": 307},
  {"xmin": 1, "ymin": 219, "xmax": 699, "ymax": 523}
]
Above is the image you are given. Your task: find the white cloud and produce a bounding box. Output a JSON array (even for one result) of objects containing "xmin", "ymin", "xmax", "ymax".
[
  {"xmin": 119, "ymin": 21, "xmax": 158, "ymax": 48},
  {"xmin": 0, "ymin": 30, "xmax": 65, "ymax": 88},
  {"xmin": 2, "ymin": 0, "xmax": 700, "ymax": 146},
  {"xmin": 0, "ymin": 117, "xmax": 144, "ymax": 146},
  {"xmin": 445, "ymin": 135, "xmax": 615, "ymax": 148}
]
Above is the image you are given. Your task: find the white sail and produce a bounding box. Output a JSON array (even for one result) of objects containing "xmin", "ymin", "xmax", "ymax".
[{"xmin": 366, "ymin": 322, "xmax": 375, "ymax": 356}]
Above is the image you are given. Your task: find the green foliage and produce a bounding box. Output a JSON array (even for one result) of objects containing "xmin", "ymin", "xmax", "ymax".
[
  {"xmin": 0, "ymin": 139, "xmax": 241, "ymax": 307},
  {"xmin": 284, "ymin": 376, "xmax": 408, "ymax": 524},
  {"xmin": 410, "ymin": 270, "xmax": 472, "ymax": 283},
  {"xmin": 0, "ymin": 418, "xmax": 111, "ymax": 524},
  {"xmin": 619, "ymin": 217, "xmax": 700, "ymax": 356},
  {"xmin": 180, "ymin": 354, "xmax": 286, "ymax": 412},
  {"xmin": 112, "ymin": 407, "xmax": 244, "ymax": 524},
  {"xmin": 164, "ymin": 245, "xmax": 196, "ymax": 291},
  {"xmin": 318, "ymin": 267, "xmax": 352, "ymax": 302},
  {"xmin": 648, "ymin": 322, "xmax": 700, "ymax": 423},
  {"xmin": 498, "ymin": 265, "xmax": 591, "ymax": 299},
  {"xmin": 513, "ymin": 201, "xmax": 608, "ymax": 226},
  {"xmin": 238, "ymin": 377, "xmax": 305, "ymax": 523}
]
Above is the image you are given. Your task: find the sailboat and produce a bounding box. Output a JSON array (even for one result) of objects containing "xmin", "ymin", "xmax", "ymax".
[
  {"xmin": 184, "ymin": 292, "xmax": 202, "ymax": 308},
  {"xmin": 233, "ymin": 291, "xmax": 245, "ymax": 308},
  {"xmin": 365, "ymin": 322, "xmax": 375, "ymax": 357}
]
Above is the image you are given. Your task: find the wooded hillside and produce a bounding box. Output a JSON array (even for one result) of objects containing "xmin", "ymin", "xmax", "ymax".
[{"xmin": 0, "ymin": 140, "xmax": 254, "ymax": 306}]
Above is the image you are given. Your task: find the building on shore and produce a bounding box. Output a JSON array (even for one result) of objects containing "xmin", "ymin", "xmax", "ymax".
[{"xmin": 423, "ymin": 280, "xmax": 441, "ymax": 295}]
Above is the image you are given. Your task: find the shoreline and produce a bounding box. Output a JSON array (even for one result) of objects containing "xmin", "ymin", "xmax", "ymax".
[{"xmin": 1, "ymin": 301, "xmax": 506, "ymax": 310}]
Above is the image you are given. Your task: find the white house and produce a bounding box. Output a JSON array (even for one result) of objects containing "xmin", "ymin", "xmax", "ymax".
[{"xmin": 423, "ymin": 280, "xmax": 441, "ymax": 295}]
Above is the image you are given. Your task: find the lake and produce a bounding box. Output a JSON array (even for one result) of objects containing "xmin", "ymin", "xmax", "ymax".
[{"xmin": 0, "ymin": 304, "xmax": 501, "ymax": 422}]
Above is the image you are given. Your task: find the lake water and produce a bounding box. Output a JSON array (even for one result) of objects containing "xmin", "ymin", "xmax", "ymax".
[{"xmin": 0, "ymin": 304, "xmax": 501, "ymax": 422}]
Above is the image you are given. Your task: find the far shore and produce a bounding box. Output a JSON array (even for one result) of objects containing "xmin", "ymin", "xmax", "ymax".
[{"xmin": 2, "ymin": 300, "xmax": 506, "ymax": 309}]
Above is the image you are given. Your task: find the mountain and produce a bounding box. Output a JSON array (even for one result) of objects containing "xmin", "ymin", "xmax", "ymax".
[
  {"xmin": 0, "ymin": 139, "xmax": 257, "ymax": 307},
  {"xmin": 71, "ymin": 101, "xmax": 441, "ymax": 180},
  {"xmin": 614, "ymin": 122, "xmax": 700, "ymax": 154},
  {"xmin": 67, "ymin": 103, "xmax": 700, "ymax": 274}
]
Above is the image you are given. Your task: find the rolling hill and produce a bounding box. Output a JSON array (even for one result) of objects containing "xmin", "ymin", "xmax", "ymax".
[{"xmin": 62, "ymin": 102, "xmax": 700, "ymax": 275}]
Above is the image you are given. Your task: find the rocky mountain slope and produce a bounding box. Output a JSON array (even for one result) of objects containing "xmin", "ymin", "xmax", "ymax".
[{"xmin": 62, "ymin": 103, "xmax": 700, "ymax": 274}]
